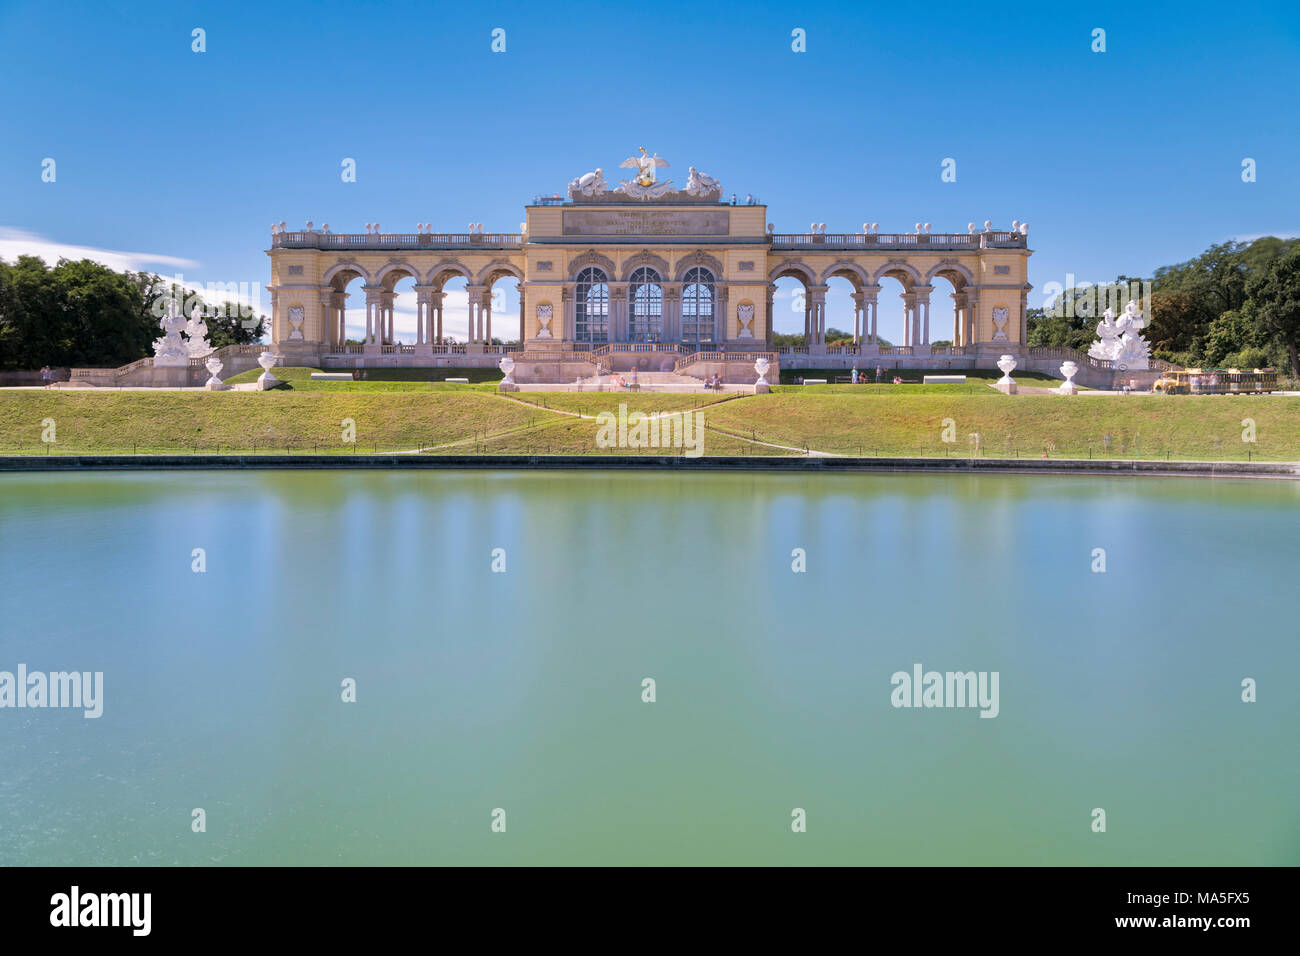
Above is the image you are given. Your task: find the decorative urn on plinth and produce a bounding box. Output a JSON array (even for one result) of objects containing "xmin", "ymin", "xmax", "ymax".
[
  {"xmin": 754, "ymin": 357, "xmax": 771, "ymax": 393},
  {"xmin": 203, "ymin": 355, "xmax": 230, "ymax": 391},
  {"xmin": 498, "ymin": 355, "xmax": 519, "ymax": 392},
  {"xmin": 257, "ymin": 351, "xmax": 281, "ymax": 390},
  {"xmin": 995, "ymin": 354, "xmax": 1018, "ymax": 394},
  {"xmin": 1057, "ymin": 360, "xmax": 1079, "ymax": 395}
]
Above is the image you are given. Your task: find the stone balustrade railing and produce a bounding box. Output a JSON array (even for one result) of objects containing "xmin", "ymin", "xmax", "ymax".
[
  {"xmin": 769, "ymin": 232, "xmax": 1025, "ymax": 250},
  {"xmin": 272, "ymin": 232, "xmax": 525, "ymax": 250}
]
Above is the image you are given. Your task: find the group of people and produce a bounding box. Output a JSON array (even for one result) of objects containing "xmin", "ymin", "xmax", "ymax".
[
  {"xmin": 705, "ymin": 373, "xmax": 724, "ymax": 390},
  {"xmin": 848, "ymin": 365, "xmax": 889, "ymax": 385}
]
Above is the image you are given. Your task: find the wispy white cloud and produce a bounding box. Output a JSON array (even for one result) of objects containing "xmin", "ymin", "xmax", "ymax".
[{"xmin": 0, "ymin": 226, "xmax": 199, "ymax": 273}]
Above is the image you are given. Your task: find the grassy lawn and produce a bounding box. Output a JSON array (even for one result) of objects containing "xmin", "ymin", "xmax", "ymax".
[
  {"xmin": 222, "ymin": 366, "xmax": 500, "ymax": 392},
  {"xmin": 705, "ymin": 393, "xmax": 1300, "ymax": 460},
  {"xmin": 0, "ymin": 390, "xmax": 545, "ymax": 454},
  {"xmin": 509, "ymin": 392, "xmax": 740, "ymax": 416},
  {"xmin": 0, "ymin": 388, "xmax": 1295, "ymax": 460},
  {"xmin": 775, "ymin": 367, "xmax": 1066, "ymax": 395}
]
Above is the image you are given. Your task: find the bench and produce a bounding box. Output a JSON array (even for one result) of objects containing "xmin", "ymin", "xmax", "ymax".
[
  {"xmin": 310, "ymin": 372, "xmax": 353, "ymax": 381},
  {"xmin": 923, "ymin": 375, "xmax": 967, "ymax": 384},
  {"xmin": 444, "ymin": 377, "xmax": 470, "ymax": 383},
  {"xmin": 800, "ymin": 378, "xmax": 828, "ymax": 385}
]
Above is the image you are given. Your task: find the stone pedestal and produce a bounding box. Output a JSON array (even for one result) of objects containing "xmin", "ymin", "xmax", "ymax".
[{"xmin": 994, "ymin": 381, "xmax": 1018, "ymax": 395}]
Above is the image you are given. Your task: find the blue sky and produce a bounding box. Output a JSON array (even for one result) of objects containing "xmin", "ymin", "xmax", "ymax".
[{"xmin": 2, "ymin": 0, "xmax": 1297, "ymax": 343}]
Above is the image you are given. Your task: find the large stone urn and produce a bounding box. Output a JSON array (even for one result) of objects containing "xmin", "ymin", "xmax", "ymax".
[
  {"xmin": 754, "ymin": 356, "xmax": 771, "ymax": 394},
  {"xmin": 257, "ymin": 351, "xmax": 281, "ymax": 391},
  {"xmin": 498, "ymin": 355, "xmax": 519, "ymax": 392},
  {"xmin": 1057, "ymin": 360, "xmax": 1079, "ymax": 395},
  {"xmin": 204, "ymin": 355, "xmax": 230, "ymax": 391},
  {"xmin": 995, "ymin": 354, "xmax": 1018, "ymax": 394}
]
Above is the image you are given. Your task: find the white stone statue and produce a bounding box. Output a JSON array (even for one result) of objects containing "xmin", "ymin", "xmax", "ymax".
[
  {"xmin": 184, "ymin": 304, "xmax": 214, "ymax": 358},
  {"xmin": 499, "ymin": 355, "xmax": 517, "ymax": 388},
  {"xmin": 616, "ymin": 148, "xmax": 673, "ymax": 199},
  {"xmin": 1088, "ymin": 300, "xmax": 1151, "ymax": 369},
  {"xmin": 754, "ymin": 356, "xmax": 771, "ymax": 386},
  {"xmin": 686, "ymin": 166, "xmax": 721, "ymax": 197},
  {"xmin": 996, "ymin": 354, "xmax": 1017, "ymax": 385},
  {"xmin": 568, "ymin": 168, "xmax": 607, "ymax": 198},
  {"xmin": 152, "ymin": 297, "xmax": 190, "ymax": 367}
]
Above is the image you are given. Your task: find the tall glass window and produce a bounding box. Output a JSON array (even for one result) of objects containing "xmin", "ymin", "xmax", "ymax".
[
  {"xmin": 681, "ymin": 267, "xmax": 715, "ymax": 344},
  {"xmin": 627, "ymin": 267, "xmax": 663, "ymax": 342},
  {"xmin": 574, "ymin": 267, "xmax": 609, "ymax": 342}
]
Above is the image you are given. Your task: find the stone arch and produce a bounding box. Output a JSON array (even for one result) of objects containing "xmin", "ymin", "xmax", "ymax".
[
  {"xmin": 375, "ymin": 260, "xmax": 423, "ymax": 289},
  {"xmin": 568, "ymin": 250, "xmax": 617, "ymax": 279},
  {"xmin": 871, "ymin": 260, "xmax": 922, "ymax": 288},
  {"xmin": 324, "ymin": 261, "xmax": 370, "ymax": 289},
  {"xmin": 475, "ymin": 258, "xmax": 525, "ymax": 286},
  {"xmin": 925, "ymin": 260, "xmax": 975, "ymax": 290},
  {"xmin": 768, "ymin": 258, "xmax": 818, "ymax": 285},
  {"xmin": 620, "ymin": 251, "xmax": 671, "ymax": 282},
  {"xmin": 821, "ymin": 260, "xmax": 872, "ymax": 289},
  {"xmin": 675, "ymin": 249, "xmax": 725, "ymax": 282},
  {"xmin": 427, "ymin": 259, "xmax": 474, "ymax": 290}
]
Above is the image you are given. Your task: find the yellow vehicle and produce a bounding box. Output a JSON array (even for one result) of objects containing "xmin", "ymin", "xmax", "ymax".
[{"xmin": 1152, "ymin": 368, "xmax": 1277, "ymax": 395}]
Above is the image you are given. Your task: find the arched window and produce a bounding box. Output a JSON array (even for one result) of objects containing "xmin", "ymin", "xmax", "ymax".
[
  {"xmin": 574, "ymin": 267, "xmax": 609, "ymax": 343},
  {"xmin": 627, "ymin": 267, "xmax": 663, "ymax": 342},
  {"xmin": 681, "ymin": 267, "xmax": 715, "ymax": 344}
]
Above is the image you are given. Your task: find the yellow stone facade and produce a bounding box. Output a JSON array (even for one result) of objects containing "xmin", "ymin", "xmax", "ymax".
[{"xmin": 267, "ymin": 186, "xmax": 1032, "ymax": 360}]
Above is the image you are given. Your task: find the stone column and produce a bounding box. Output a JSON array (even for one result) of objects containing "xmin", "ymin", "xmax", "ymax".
[
  {"xmin": 610, "ymin": 286, "xmax": 628, "ymax": 343},
  {"xmin": 431, "ymin": 291, "xmax": 445, "ymax": 345},
  {"xmin": 716, "ymin": 284, "xmax": 730, "ymax": 345},
  {"xmin": 808, "ymin": 284, "xmax": 828, "ymax": 349},
  {"xmin": 850, "ymin": 291, "xmax": 863, "ymax": 345},
  {"xmin": 363, "ymin": 285, "xmax": 383, "ymax": 353},
  {"xmin": 465, "ymin": 285, "xmax": 486, "ymax": 348},
  {"xmin": 966, "ymin": 292, "xmax": 978, "ymax": 345},
  {"xmin": 413, "ymin": 286, "xmax": 435, "ymax": 354},
  {"xmin": 1019, "ymin": 289, "xmax": 1029, "ymax": 345},
  {"xmin": 517, "ymin": 283, "xmax": 525, "ymax": 346},
  {"xmin": 484, "ymin": 288, "xmax": 493, "ymax": 346},
  {"xmin": 319, "ymin": 291, "xmax": 335, "ymax": 350},
  {"xmin": 901, "ymin": 292, "xmax": 916, "ymax": 347},
  {"xmin": 333, "ymin": 291, "xmax": 347, "ymax": 348},
  {"xmin": 663, "ymin": 285, "xmax": 681, "ymax": 343},
  {"xmin": 563, "ymin": 286, "xmax": 575, "ymax": 343},
  {"xmin": 912, "ymin": 284, "xmax": 933, "ymax": 347},
  {"xmin": 380, "ymin": 291, "xmax": 396, "ymax": 346},
  {"xmin": 766, "ymin": 283, "xmax": 776, "ymax": 346},
  {"xmin": 861, "ymin": 284, "xmax": 880, "ymax": 346}
]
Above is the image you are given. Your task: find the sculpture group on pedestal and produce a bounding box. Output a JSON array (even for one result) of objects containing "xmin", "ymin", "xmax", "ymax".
[
  {"xmin": 1088, "ymin": 300, "xmax": 1151, "ymax": 370},
  {"xmin": 153, "ymin": 301, "xmax": 213, "ymax": 367}
]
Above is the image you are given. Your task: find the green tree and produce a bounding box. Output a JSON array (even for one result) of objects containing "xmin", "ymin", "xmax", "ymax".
[{"xmin": 1246, "ymin": 246, "xmax": 1300, "ymax": 377}]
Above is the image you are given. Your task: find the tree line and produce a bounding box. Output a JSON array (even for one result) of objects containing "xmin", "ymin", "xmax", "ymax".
[
  {"xmin": 1028, "ymin": 237, "xmax": 1300, "ymax": 377},
  {"xmin": 0, "ymin": 256, "xmax": 267, "ymax": 370}
]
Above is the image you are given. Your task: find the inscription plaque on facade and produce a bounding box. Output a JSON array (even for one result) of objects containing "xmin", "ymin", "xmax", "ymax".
[{"xmin": 563, "ymin": 209, "xmax": 729, "ymax": 237}]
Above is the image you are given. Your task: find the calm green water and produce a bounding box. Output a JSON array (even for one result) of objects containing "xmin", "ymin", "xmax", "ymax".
[{"xmin": 0, "ymin": 469, "xmax": 1297, "ymax": 866}]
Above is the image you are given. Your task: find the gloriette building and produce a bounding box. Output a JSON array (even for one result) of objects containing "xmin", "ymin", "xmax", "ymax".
[{"xmin": 266, "ymin": 151, "xmax": 1033, "ymax": 381}]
